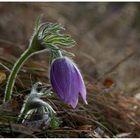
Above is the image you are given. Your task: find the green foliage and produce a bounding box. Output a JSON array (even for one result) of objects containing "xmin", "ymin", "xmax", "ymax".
[
  {"xmin": 50, "ymin": 115, "xmax": 60, "ymax": 129},
  {"xmin": 35, "ymin": 17, "xmax": 76, "ymax": 50}
]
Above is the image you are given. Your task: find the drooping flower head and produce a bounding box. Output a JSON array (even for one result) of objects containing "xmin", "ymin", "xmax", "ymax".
[{"xmin": 50, "ymin": 57, "xmax": 87, "ymax": 108}]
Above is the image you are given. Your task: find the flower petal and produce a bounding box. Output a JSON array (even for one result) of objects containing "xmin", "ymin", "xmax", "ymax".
[
  {"xmin": 73, "ymin": 64, "xmax": 87, "ymax": 104},
  {"xmin": 50, "ymin": 58, "xmax": 75, "ymax": 102}
]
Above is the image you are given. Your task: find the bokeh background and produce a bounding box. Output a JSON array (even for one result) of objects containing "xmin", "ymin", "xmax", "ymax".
[
  {"xmin": 0, "ymin": 2, "xmax": 140, "ymax": 137},
  {"xmin": 0, "ymin": 2, "xmax": 140, "ymax": 93}
]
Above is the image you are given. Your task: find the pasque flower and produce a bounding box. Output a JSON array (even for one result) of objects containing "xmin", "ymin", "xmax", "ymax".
[
  {"xmin": 50, "ymin": 57, "xmax": 87, "ymax": 108},
  {"xmin": 3, "ymin": 18, "xmax": 75, "ymax": 102}
]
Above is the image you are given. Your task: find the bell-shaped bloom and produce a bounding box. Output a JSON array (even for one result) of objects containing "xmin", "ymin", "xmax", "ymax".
[{"xmin": 50, "ymin": 57, "xmax": 87, "ymax": 108}]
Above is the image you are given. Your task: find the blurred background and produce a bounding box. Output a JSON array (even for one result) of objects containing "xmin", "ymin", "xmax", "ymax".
[
  {"xmin": 0, "ymin": 2, "xmax": 140, "ymax": 94},
  {"xmin": 0, "ymin": 3, "xmax": 140, "ymax": 137}
]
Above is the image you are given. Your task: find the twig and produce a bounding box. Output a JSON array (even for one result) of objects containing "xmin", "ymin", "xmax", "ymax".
[{"xmin": 98, "ymin": 50, "xmax": 136, "ymax": 81}]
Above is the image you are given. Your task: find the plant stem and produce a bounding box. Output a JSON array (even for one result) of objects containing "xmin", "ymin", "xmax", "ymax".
[{"xmin": 4, "ymin": 47, "xmax": 33, "ymax": 102}]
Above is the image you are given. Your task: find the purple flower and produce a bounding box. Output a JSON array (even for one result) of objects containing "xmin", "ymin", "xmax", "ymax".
[{"xmin": 50, "ymin": 57, "xmax": 87, "ymax": 108}]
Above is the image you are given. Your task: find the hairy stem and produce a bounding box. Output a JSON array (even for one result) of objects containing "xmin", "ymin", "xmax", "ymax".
[{"xmin": 4, "ymin": 47, "xmax": 33, "ymax": 102}]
